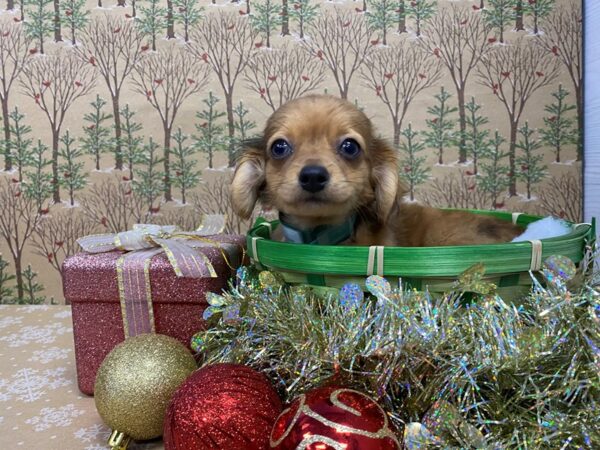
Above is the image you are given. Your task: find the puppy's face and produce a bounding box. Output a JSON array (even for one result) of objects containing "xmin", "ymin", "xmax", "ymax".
[{"xmin": 231, "ymin": 95, "xmax": 398, "ymax": 228}]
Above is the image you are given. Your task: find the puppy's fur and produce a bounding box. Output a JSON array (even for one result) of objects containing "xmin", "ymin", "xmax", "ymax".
[{"xmin": 231, "ymin": 95, "xmax": 523, "ymax": 246}]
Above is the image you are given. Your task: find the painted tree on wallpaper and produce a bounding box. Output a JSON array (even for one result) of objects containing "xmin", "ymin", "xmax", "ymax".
[
  {"xmin": 24, "ymin": 0, "xmax": 54, "ymax": 54},
  {"xmin": 281, "ymin": 0, "xmax": 290, "ymax": 36},
  {"xmin": 80, "ymin": 95, "xmax": 112, "ymax": 171},
  {"xmin": 399, "ymin": 124, "xmax": 429, "ymax": 201},
  {"xmin": 16, "ymin": 265, "xmax": 48, "ymax": 304},
  {"xmin": 405, "ymin": 0, "xmax": 435, "ymax": 37},
  {"xmin": 58, "ymin": 131, "xmax": 86, "ymax": 206},
  {"xmin": 536, "ymin": 3, "xmax": 582, "ymax": 159},
  {"xmin": 539, "ymin": 172, "xmax": 581, "ymax": 221},
  {"xmin": 250, "ymin": 0, "xmax": 280, "ymax": 49},
  {"xmin": 361, "ymin": 41, "xmax": 441, "ymax": 147},
  {"xmin": 231, "ymin": 101, "xmax": 257, "ymax": 150},
  {"xmin": 131, "ymin": 46, "xmax": 209, "ymax": 201},
  {"xmin": 482, "ymin": 0, "xmax": 514, "ymax": 44},
  {"xmin": 0, "ymin": 254, "xmax": 15, "ymax": 302},
  {"xmin": 8, "ymin": 108, "xmax": 33, "ymax": 182},
  {"xmin": 22, "ymin": 140, "xmax": 52, "ymax": 211},
  {"xmin": 477, "ymin": 131, "xmax": 510, "ymax": 209},
  {"xmin": 515, "ymin": 122, "xmax": 547, "ymax": 200},
  {"xmin": 173, "ymin": 0, "xmax": 203, "ymax": 42},
  {"xmin": 61, "ymin": 0, "xmax": 89, "ymax": 45},
  {"xmin": 289, "ymin": 0, "xmax": 319, "ymax": 39},
  {"xmin": 422, "ymin": 87, "xmax": 457, "ymax": 165},
  {"xmin": 478, "ymin": 38, "xmax": 559, "ymax": 196},
  {"xmin": 133, "ymin": 137, "xmax": 164, "ymax": 212},
  {"xmin": 515, "ymin": 0, "xmax": 524, "ymax": 32},
  {"xmin": 53, "ymin": 0, "xmax": 63, "ymax": 43},
  {"xmin": 420, "ymin": 6, "xmax": 491, "ymax": 163},
  {"xmin": 245, "ymin": 43, "xmax": 326, "ymax": 110},
  {"xmin": 78, "ymin": 15, "xmax": 144, "ymax": 171},
  {"xmin": 166, "ymin": 0, "xmax": 175, "ymax": 40},
  {"xmin": 302, "ymin": 8, "xmax": 373, "ymax": 100},
  {"xmin": 366, "ymin": 0, "xmax": 396, "ymax": 46},
  {"xmin": 190, "ymin": 174, "xmax": 265, "ymax": 234},
  {"xmin": 193, "ymin": 91, "xmax": 226, "ymax": 170},
  {"xmin": 31, "ymin": 209, "xmax": 97, "ymax": 277},
  {"xmin": 20, "ymin": 51, "xmax": 96, "ymax": 203},
  {"xmin": 120, "ymin": 104, "xmax": 144, "ymax": 181},
  {"xmin": 397, "ymin": 0, "xmax": 406, "ymax": 33},
  {"xmin": 524, "ymin": 0, "xmax": 554, "ymax": 35},
  {"xmin": 463, "ymin": 97, "xmax": 489, "ymax": 176},
  {"xmin": 81, "ymin": 176, "xmax": 145, "ymax": 232},
  {"xmin": 137, "ymin": 0, "xmax": 167, "ymax": 51},
  {"xmin": 540, "ymin": 84, "xmax": 577, "ymax": 163},
  {"xmin": 0, "ymin": 22, "xmax": 31, "ymax": 172},
  {"xmin": 171, "ymin": 128, "xmax": 200, "ymax": 204},
  {"xmin": 0, "ymin": 180, "xmax": 42, "ymax": 302},
  {"xmin": 128, "ymin": 0, "xmax": 137, "ymax": 16},
  {"xmin": 420, "ymin": 169, "xmax": 490, "ymax": 210},
  {"xmin": 188, "ymin": 12, "xmax": 258, "ymax": 167}
]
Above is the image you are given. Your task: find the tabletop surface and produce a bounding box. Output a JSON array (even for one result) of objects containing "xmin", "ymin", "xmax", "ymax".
[{"xmin": 0, "ymin": 305, "xmax": 164, "ymax": 450}]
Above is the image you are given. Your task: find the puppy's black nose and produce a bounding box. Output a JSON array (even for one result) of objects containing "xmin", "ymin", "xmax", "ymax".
[{"xmin": 298, "ymin": 165, "xmax": 330, "ymax": 193}]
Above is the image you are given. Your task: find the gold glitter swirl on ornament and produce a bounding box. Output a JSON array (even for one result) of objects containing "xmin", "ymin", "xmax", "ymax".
[{"xmin": 94, "ymin": 334, "xmax": 197, "ymax": 445}]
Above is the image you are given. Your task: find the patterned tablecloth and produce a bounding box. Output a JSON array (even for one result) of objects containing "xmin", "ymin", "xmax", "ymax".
[{"xmin": 0, "ymin": 305, "xmax": 164, "ymax": 450}]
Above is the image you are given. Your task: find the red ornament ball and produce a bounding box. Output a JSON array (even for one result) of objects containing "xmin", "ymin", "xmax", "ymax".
[
  {"xmin": 270, "ymin": 386, "xmax": 401, "ymax": 450},
  {"xmin": 163, "ymin": 363, "xmax": 282, "ymax": 450}
]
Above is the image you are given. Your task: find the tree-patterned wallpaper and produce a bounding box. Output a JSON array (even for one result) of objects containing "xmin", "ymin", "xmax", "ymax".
[{"xmin": 0, "ymin": 0, "xmax": 582, "ymax": 304}]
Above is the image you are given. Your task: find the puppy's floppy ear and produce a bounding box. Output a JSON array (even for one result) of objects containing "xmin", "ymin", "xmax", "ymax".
[
  {"xmin": 370, "ymin": 138, "xmax": 400, "ymax": 223},
  {"xmin": 230, "ymin": 139, "xmax": 266, "ymax": 219}
]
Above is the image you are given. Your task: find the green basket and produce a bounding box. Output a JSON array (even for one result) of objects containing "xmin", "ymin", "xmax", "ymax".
[{"xmin": 246, "ymin": 210, "xmax": 596, "ymax": 298}]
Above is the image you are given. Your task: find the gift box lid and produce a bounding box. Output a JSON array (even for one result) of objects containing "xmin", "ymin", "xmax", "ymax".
[{"xmin": 62, "ymin": 234, "xmax": 245, "ymax": 305}]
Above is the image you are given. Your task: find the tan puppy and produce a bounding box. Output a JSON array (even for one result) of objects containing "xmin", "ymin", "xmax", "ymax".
[{"xmin": 230, "ymin": 95, "xmax": 522, "ymax": 246}]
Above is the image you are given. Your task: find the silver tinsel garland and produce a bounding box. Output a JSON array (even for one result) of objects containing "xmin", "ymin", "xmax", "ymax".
[{"xmin": 193, "ymin": 254, "xmax": 600, "ymax": 449}]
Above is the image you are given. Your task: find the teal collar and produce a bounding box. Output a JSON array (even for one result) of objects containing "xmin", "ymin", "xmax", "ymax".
[{"xmin": 279, "ymin": 214, "xmax": 356, "ymax": 245}]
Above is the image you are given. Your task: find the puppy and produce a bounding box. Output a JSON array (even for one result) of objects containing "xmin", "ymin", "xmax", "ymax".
[{"xmin": 230, "ymin": 95, "xmax": 523, "ymax": 247}]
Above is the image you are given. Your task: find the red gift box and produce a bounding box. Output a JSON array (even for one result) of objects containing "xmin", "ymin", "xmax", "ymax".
[{"xmin": 62, "ymin": 233, "xmax": 245, "ymax": 395}]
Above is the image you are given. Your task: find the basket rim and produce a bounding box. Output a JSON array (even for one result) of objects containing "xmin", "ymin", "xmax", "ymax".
[{"xmin": 246, "ymin": 210, "xmax": 595, "ymax": 277}]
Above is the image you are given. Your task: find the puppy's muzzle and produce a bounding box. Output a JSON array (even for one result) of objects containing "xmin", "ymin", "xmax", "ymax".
[{"xmin": 299, "ymin": 165, "xmax": 329, "ymax": 193}]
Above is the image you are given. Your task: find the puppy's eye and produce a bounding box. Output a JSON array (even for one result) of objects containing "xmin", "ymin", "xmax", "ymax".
[
  {"xmin": 270, "ymin": 139, "xmax": 292, "ymax": 159},
  {"xmin": 339, "ymin": 138, "xmax": 361, "ymax": 159}
]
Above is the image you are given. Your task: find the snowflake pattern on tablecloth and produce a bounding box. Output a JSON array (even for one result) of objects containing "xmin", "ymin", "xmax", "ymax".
[
  {"xmin": 18, "ymin": 305, "xmax": 52, "ymax": 313},
  {"xmin": 28, "ymin": 347, "xmax": 71, "ymax": 364},
  {"xmin": 0, "ymin": 322, "xmax": 71, "ymax": 348},
  {"xmin": 25, "ymin": 404, "xmax": 84, "ymax": 432},
  {"xmin": 74, "ymin": 424, "xmax": 111, "ymax": 443},
  {"xmin": 52, "ymin": 310, "xmax": 72, "ymax": 319},
  {"xmin": 3, "ymin": 306, "xmax": 165, "ymax": 449},
  {"xmin": 0, "ymin": 315, "xmax": 24, "ymax": 330},
  {"xmin": 0, "ymin": 367, "xmax": 72, "ymax": 402}
]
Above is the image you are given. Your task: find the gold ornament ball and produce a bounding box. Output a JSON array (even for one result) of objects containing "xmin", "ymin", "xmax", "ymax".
[{"xmin": 94, "ymin": 333, "xmax": 197, "ymax": 441}]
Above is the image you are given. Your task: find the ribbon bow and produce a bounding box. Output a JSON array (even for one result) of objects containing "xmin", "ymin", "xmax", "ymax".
[{"xmin": 77, "ymin": 215, "xmax": 240, "ymax": 337}]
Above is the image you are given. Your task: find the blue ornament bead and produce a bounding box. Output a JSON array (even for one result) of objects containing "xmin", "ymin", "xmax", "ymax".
[{"xmin": 339, "ymin": 283, "xmax": 364, "ymax": 309}]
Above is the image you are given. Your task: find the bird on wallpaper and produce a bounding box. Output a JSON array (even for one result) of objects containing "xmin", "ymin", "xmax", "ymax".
[{"xmin": 230, "ymin": 95, "xmax": 524, "ymax": 247}]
